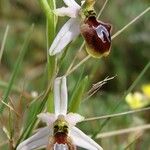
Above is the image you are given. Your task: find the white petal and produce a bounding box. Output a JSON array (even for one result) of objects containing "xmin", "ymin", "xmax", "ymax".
[
  {"xmin": 65, "ymin": 113, "xmax": 84, "ymax": 126},
  {"xmin": 54, "ymin": 7, "xmax": 79, "ymax": 18},
  {"xmin": 70, "ymin": 127, "xmax": 103, "ymax": 150},
  {"xmin": 37, "ymin": 113, "xmax": 56, "ymax": 126},
  {"xmin": 17, "ymin": 127, "xmax": 51, "ymax": 150},
  {"xmin": 49, "ymin": 18, "xmax": 80, "ymax": 56},
  {"xmin": 54, "ymin": 76, "xmax": 68, "ymax": 115},
  {"xmin": 63, "ymin": 0, "xmax": 80, "ymax": 9}
]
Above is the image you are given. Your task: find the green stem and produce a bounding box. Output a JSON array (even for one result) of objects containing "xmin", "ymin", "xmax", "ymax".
[
  {"xmin": 46, "ymin": 0, "xmax": 57, "ymax": 112},
  {"xmin": 39, "ymin": 0, "xmax": 57, "ymax": 112}
]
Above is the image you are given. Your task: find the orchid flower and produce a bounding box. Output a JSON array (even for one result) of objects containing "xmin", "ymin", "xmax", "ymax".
[
  {"xmin": 17, "ymin": 76, "xmax": 103, "ymax": 150},
  {"xmin": 49, "ymin": 0, "xmax": 112, "ymax": 58}
]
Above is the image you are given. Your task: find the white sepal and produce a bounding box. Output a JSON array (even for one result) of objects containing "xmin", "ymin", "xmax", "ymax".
[
  {"xmin": 54, "ymin": 7, "xmax": 79, "ymax": 18},
  {"xmin": 17, "ymin": 127, "xmax": 50, "ymax": 150},
  {"xmin": 37, "ymin": 113, "xmax": 56, "ymax": 126},
  {"xmin": 63, "ymin": 0, "xmax": 80, "ymax": 9},
  {"xmin": 70, "ymin": 127, "xmax": 103, "ymax": 150},
  {"xmin": 49, "ymin": 18, "xmax": 80, "ymax": 56}
]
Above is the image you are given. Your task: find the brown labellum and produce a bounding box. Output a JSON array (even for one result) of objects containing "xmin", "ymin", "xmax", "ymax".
[
  {"xmin": 46, "ymin": 116, "xmax": 76, "ymax": 150},
  {"xmin": 80, "ymin": 16, "xmax": 112, "ymax": 58}
]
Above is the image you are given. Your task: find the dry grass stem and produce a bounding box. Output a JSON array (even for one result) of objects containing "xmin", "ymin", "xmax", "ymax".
[
  {"xmin": 83, "ymin": 107, "xmax": 150, "ymax": 122},
  {"xmin": 96, "ymin": 124, "xmax": 150, "ymax": 138},
  {"xmin": 65, "ymin": 55, "xmax": 91, "ymax": 76},
  {"xmin": 111, "ymin": 7, "xmax": 150, "ymax": 39}
]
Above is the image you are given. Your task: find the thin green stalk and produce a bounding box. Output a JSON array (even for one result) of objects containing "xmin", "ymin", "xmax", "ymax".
[
  {"xmin": 43, "ymin": 0, "xmax": 57, "ymax": 79},
  {"xmin": 0, "ymin": 25, "xmax": 34, "ymax": 113},
  {"xmin": 38, "ymin": 0, "xmax": 57, "ymax": 80},
  {"xmin": 46, "ymin": 0, "xmax": 57, "ymax": 113},
  {"xmin": 39, "ymin": 0, "xmax": 57, "ymax": 112}
]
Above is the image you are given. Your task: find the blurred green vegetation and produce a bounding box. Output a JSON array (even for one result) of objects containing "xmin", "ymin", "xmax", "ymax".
[{"xmin": 0, "ymin": 0, "xmax": 150, "ymax": 149}]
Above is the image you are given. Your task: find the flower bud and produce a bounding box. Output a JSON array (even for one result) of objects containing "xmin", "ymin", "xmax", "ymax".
[{"xmin": 80, "ymin": 16, "xmax": 112, "ymax": 58}]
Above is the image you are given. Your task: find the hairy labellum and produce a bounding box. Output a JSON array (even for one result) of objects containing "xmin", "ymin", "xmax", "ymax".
[
  {"xmin": 47, "ymin": 135, "xmax": 76, "ymax": 150},
  {"xmin": 47, "ymin": 116, "xmax": 76, "ymax": 150},
  {"xmin": 80, "ymin": 16, "xmax": 111, "ymax": 58}
]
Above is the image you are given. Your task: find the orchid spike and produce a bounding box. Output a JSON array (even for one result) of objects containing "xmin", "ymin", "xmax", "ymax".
[{"xmin": 17, "ymin": 76, "xmax": 103, "ymax": 150}]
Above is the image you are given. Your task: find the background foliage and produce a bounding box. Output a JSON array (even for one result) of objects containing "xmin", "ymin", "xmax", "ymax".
[{"xmin": 0, "ymin": 0, "xmax": 150, "ymax": 149}]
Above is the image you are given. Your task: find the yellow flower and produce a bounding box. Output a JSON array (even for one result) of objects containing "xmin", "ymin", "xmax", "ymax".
[
  {"xmin": 125, "ymin": 92, "xmax": 149, "ymax": 109},
  {"xmin": 142, "ymin": 84, "xmax": 150, "ymax": 97}
]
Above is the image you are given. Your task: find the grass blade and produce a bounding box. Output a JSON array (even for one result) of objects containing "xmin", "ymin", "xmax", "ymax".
[
  {"xmin": 69, "ymin": 76, "xmax": 88, "ymax": 112},
  {"xmin": 0, "ymin": 24, "xmax": 34, "ymax": 113},
  {"xmin": 15, "ymin": 82, "xmax": 52, "ymax": 148},
  {"xmin": 96, "ymin": 124, "xmax": 150, "ymax": 139},
  {"xmin": 0, "ymin": 25, "xmax": 9, "ymax": 63},
  {"xmin": 98, "ymin": 61, "xmax": 150, "ymax": 133}
]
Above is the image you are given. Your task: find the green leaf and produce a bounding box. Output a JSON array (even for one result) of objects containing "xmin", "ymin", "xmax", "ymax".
[
  {"xmin": 23, "ymin": 100, "xmax": 40, "ymax": 129},
  {"xmin": 0, "ymin": 24, "xmax": 34, "ymax": 113},
  {"xmin": 15, "ymin": 88, "xmax": 50, "ymax": 148},
  {"xmin": 69, "ymin": 76, "xmax": 89, "ymax": 113}
]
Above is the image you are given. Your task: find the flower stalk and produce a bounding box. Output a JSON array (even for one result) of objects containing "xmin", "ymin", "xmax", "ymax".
[{"xmin": 39, "ymin": 0, "xmax": 58, "ymax": 112}]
